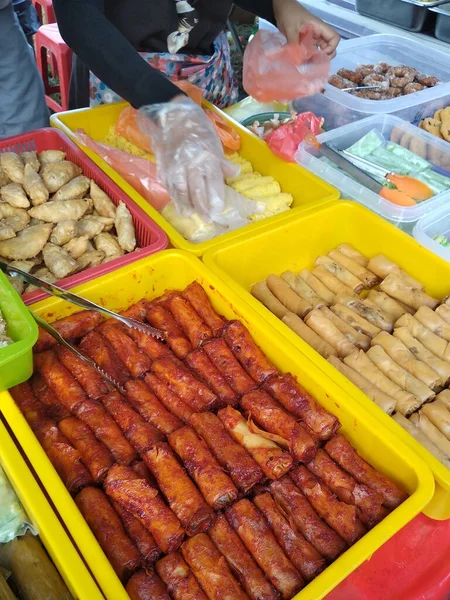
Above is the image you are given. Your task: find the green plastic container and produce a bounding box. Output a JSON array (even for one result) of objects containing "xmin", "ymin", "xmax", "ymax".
[{"xmin": 0, "ymin": 271, "xmax": 38, "ymax": 391}]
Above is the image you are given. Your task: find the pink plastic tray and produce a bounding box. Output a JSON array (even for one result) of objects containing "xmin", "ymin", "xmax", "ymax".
[{"xmin": 0, "ymin": 128, "xmax": 168, "ymax": 304}]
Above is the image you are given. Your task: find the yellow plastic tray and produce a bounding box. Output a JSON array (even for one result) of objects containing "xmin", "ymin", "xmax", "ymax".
[
  {"xmin": 0, "ymin": 250, "xmax": 433, "ymax": 600},
  {"xmin": 204, "ymin": 199, "xmax": 450, "ymax": 520},
  {"xmin": 50, "ymin": 101, "xmax": 339, "ymax": 256},
  {"xmin": 0, "ymin": 416, "xmax": 103, "ymax": 599}
]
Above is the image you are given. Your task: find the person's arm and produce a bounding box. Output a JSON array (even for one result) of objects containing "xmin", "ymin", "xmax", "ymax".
[{"xmin": 53, "ymin": 0, "xmax": 181, "ymax": 107}]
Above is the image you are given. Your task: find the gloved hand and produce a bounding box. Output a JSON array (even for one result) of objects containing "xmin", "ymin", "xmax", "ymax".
[{"xmin": 138, "ymin": 97, "xmax": 238, "ymax": 220}]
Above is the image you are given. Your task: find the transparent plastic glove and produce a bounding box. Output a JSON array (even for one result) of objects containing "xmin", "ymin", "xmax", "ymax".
[{"xmin": 138, "ymin": 98, "xmax": 239, "ymax": 220}]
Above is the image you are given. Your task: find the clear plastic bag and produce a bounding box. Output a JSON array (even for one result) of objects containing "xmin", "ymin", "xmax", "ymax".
[
  {"xmin": 0, "ymin": 465, "xmax": 35, "ymax": 544},
  {"xmin": 266, "ymin": 112, "xmax": 324, "ymax": 162},
  {"xmin": 243, "ymin": 27, "xmax": 330, "ymax": 103}
]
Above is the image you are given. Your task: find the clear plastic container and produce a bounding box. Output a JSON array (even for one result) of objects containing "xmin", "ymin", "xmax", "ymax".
[
  {"xmin": 297, "ymin": 114, "xmax": 450, "ymax": 226},
  {"xmin": 413, "ymin": 203, "xmax": 450, "ymax": 262}
]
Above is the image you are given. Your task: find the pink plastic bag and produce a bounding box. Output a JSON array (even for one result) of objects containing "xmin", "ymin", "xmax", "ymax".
[
  {"xmin": 265, "ymin": 112, "xmax": 324, "ymax": 162},
  {"xmin": 243, "ymin": 27, "xmax": 330, "ymax": 103}
]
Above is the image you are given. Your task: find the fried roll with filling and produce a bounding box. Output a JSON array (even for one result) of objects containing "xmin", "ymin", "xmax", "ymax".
[
  {"xmin": 56, "ymin": 345, "xmax": 109, "ymax": 399},
  {"xmin": 165, "ymin": 293, "xmax": 213, "ymax": 347},
  {"xmin": 30, "ymin": 372, "xmax": 71, "ymax": 421},
  {"xmin": 156, "ymin": 552, "xmax": 208, "ymax": 600},
  {"xmin": 80, "ymin": 330, "xmax": 131, "ymax": 385},
  {"xmin": 168, "ymin": 426, "xmax": 238, "ymax": 511},
  {"xmin": 144, "ymin": 373, "xmax": 193, "ymax": 423},
  {"xmin": 34, "ymin": 310, "xmax": 102, "ymax": 353},
  {"xmin": 126, "ymin": 570, "xmax": 170, "ymax": 600},
  {"xmin": 147, "ymin": 304, "xmax": 192, "ymax": 359},
  {"xmin": 182, "ymin": 281, "xmax": 225, "ymax": 336},
  {"xmin": 203, "ymin": 338, "xmax": 256, "ymax": 395},
  {"xmin": 186, "ymin": 348, "xmax": 237, "ymax": 406},
  {"xmin": 120, "ymin": 322, "xmax": 175, "ymax": 361},
  {"xmin": 125, "ymin": 380, "xmax": 183, "ymax": 435},
  {"xmin": 101, "ymin": 325, "xmax": 152, "ymax": 377}
]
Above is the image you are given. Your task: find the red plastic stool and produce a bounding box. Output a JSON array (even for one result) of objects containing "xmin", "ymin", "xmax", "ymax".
[
  {"xmin": 35, "ymin": 23, "xmax": 72, "ymax": 113},
  {"xmin": 31, "ymin": 0, "xmax": 56, "ymax": 24}
]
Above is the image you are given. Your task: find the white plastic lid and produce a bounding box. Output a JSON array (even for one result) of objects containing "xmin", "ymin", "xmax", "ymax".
[{"xmin": 413, "ymin": 203, "xmax": 450, "ymax": 263}]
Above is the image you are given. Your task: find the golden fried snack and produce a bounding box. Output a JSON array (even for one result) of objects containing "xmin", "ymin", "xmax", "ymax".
[
  {"xmin": 53, "ymin": 175, "xmax": 90, "ymax": 201},
  {"xmin": 38, "ymin": 149, "xmax": 66, "ymax": 167},
  {"xmin": 0, "ymin": 152, "xmax": 24, "ymax": 183},
  {"xmin": 42, "ymin": 243, "xmax": 78, "ymax": 279},
  {"xmin": 1, "ymin": 182, "xmax": 29, "ymax": 208},
  {"xmin": 252, "ymin": 280, "xmax": 290, "ymax": 319},
  {"xmin": 282, "ymin": 312, "xmax": 337, "ymax": 358},
  {"xmin": 50, "ymin": 220, "xmax": 77, "ymax": 245},
  {"xmin": 90, "ymin": 181, "xmax": 116, "ymax": 218},
  {"xmin": 23, "ymin": 164, "xmax": 49, "ymax": 205},
  {"xmin": 63, "ymin": 235, "xmax": 90, "ymax": 259},
  {"xmin": 115, "ymin": 201, "xmax": 136, "ymax": 252},
  {"xmin": 21, "ymin": 150, "xmax": 40, "ymax": 172},
  {"xmin": 42, "ymin": 161, "xmax": 82, "ymax": 192}
]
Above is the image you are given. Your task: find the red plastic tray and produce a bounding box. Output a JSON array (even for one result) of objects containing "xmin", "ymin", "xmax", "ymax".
[{"xmin": 0, "ymin": 128, "xmax": 168, "ymax": 304}]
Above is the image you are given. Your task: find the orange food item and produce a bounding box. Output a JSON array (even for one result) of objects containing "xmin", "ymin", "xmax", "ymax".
[
  {"xmin": 203, "ymin": 338, "xmax": 256, "ymax": 396},
  {"xmin": 386, "ymin": 173, "xmax": 433, "ymax": 202},
  {"xmin": 29, "ymin": 372, "xmax": 71, "ymax": 422},
  {"xmin": 127, "ymin": 570, "xmax": 170, "ymax": 600},
  {"xmin": 56, "ymin": 345, "xmax": 109, "ymax": 400},
  {"xmin": 156, "ymin": 552, "xmax": 208, "ymax": 600},
  {"xmin": 34, "ymin": 310, "xmax": 103, "ymax": 353},
  {"xmin": 101, "ymin": 325, "xmax": 152, "ymax": 378},
  {"xmin": 125, "ymin": 379, "xmax": 184, "ymax": 435},
  {"xmin": 80, "ymin": 330, "xmax": 131, "ymax": 385},
  {"xmin": 165, "ymin": 293, "xmax": 213, "ymax": 347},
  {"xmin": 147, "ymin": 304, "xmax": 192, "ymax": 359},
  {"xmin": 185, "ymin": 348, "xmax": 237, "ymax": 407},
  {"xmin": 182, "ymin": 282, "xmax": 225, "ymax": 336},
  {"xmin": 144, "ymin": 372, "xmax": 194, "ymax": 424},
  {"xmin": 379, "ymin": 187, "xmax": 416, "ymax": 207},
  {"xmin": 205, "ymin": 109, "xmax": 241, "ymax": 153}
]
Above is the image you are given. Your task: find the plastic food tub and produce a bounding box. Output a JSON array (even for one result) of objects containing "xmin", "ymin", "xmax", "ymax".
[
  {"xmin": 1, "ymin": 128, "xmax": 168, "ymax": 305},
  {"xmin": 297, "ymin": 114, "xmax": 450, "ymax": 230},
  {"xmin": 0, "ymin": 416, "xmax": 103, "ymax": 599},
  {"xmin": 413, "ymin": 203, "xmax": 450, "ymax": 262},
  {"xmin": 0, "ymin": 270, "xmax": 37, "ymax": 391},
  {"xmin": 430, "ymin": 3, "xmax": 450, "ymax": 42},
  {"xmin": 355, "ymin": 0, "xmax": 434, "ymax": 33},
  {"xmin": 204, "ymin": 200, "xmax": 450, "ymax": 519},
  {"xmin": 0, "ymin": 249, "xmax": 434, "ymax": 599},
  {"xmin": 50, "ymin": 102, "xmax": 339, "ymax": 257}
]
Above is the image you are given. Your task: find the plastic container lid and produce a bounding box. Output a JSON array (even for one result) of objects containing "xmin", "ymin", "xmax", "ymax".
[
  {"xmin": 297, "ymin": 113, "xmax": 450, "ymax": 224},
  {"xmin": 413, "ymin": 203, "xmax": 450, "ymax": 262}
]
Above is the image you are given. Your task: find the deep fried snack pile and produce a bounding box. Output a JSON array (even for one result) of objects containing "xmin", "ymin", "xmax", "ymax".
[
  {"xmin": 328, "ymin": 63, "xmax": 440, "ymax": 100},
  {"xmin": 11, "ymin": 282, "xmax": 407, "ymax": 600}
]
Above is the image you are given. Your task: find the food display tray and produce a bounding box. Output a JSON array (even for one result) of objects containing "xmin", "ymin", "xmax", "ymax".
[
  {"xmin": 0, "ymin": 250, "xmax": 434, "ymax": 600},
  {"xmin": 204, "ymin": 200, "xmax": 450, "ymax": 520},
  {"xmin": 413, "ymin": 202, "xmax": 450, "ymax": 263},
  {"xmin": 355, "ymin": 0, "xmax": 433, "ymax": 33},
  {"xmin": 430, "ymin": 3, "xmax": 450, "ymax": 42}
]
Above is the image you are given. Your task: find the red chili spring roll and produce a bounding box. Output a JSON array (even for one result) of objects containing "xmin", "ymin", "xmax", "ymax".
[
  {"xmin": 209, "ymin": 515, "xmax": 279, "ymax": 600},
  {"xmin": 11, "ymin": 383, "xmax": 92, "ymax": 494},
  {"xmin": 79, "ymin": 330, "xmax": 131, "ymax": 385},
  {"xmin": 76, "ymin": 487, "xmax": 141, "ymax": 581},
  {"xmin": 325, "ymin": 435, "xmax": 408, "ymax": 509},
  {"xmin": 270, "ymin": 476, "xmax": 346, "ymax": 561},
  {"xmin": 185, "ymin": 349, "xmax": 238, "ymax": 407},
  {"xmin": 127, "ymin": 570, "xmax": 170, "ymax": 600},
  {"xmin": 121, "ymin": 323, "xmax": 175, "ymax": 362},
  {"xmin": 291, "ymin": 467, "xmax": 367, "ymax": 546},
  {"xmin": 34, "ymin": 310, "xmax": 103, "ymax": 353},
  {"xmin": 101, "ymin": 325, "xmax": 152, "ymax": 378},
  {"xmin": 226, "ymin": 499, "xmax": 303, "ymax": 599},
  {"xmin": 203, "ymin": 338, "xmax": 256, "ymax": 396},
  {"xmin": 189, "ymin": 412, "xmax": 264, "ymax": 495},
  {"xmin": 34, "ymin": 350, "xmax": 88, "ymax": 412},
  {"xmin": 125, "ymin": 380, "xmax": 183, "ymax": 435},
  {"xmin": 120, "ymin": 299, "xmax": 151, "ymax": 321},
  {"xmin": 308, "ymin": 450, "xmax": 388, "ymax": 528},
  {"xmin": 75, "ymin": 399, "xmax": 137, "ymax": 465},
  {"xmin": 131, "ymin": 460, "xmax": 157, "ymax": 486},
  {"xmin": 59, "ymin": 416, "xmax": 114, "ymax": 483},
  {"xmin": 56, "ymin": 345, "xmax": 109, "ymax": 400},
  {"xmin": 151, "ymin": 357, "xmax": 218, "ymax": 413},
  {"xmin": 111, "ymin": 500, "xmax": 163, "ymax": 566},
  {"xmin": 142, "ymin": 442, "xmax": 215, "ymax": 537},
  {"xmin": 30, "ymin": 372, "xmax": 71, "ymax": 421},
  {"xmin": 223, "ymin": 320, "xmax": 279, "ymax": 384},
  {"xmin": 182, "ymin": 282, "xmax": 225, "ymax": 336},
  {"xmin": 263, "ymin": 373, "xmax": 340, "ymax": 441},
  {"xmin": 144, "ymin": 373, "xmax": 193, "ymax": 424},
  {"xmin": 101, "ymin": 389, "xmax": 164, "ymax": 453},
  {"xmin": 218, "ymin": 406, "xmax": 293, "ymax": 480},
  {"xmin": 182, "ymin": 533, "xmax": 248, "ymax": 600},
  {"xmin": 105, "ymin": 464, "xmax": 185, "ymax": 554},
  {"xmin": 165, "ymin": 294, "xmax": 213, "ymax": 347},
  {"xmin": 156, "ymin": 553, "xmax": 208, "ymax": 600},
  {"xmin": 253, "ymin": 493, "xmax": 325, "ymax": 582},
  {"xmin": 168, "ymin": 426, "xmax": 238, "ymax": 511},
  {"xmin": 147, "ymin": 304, "xmax": 192, "ymax": 359},
  {"xmin": 240, "ymin": 390, "xmax": 318, "ymax": 463}
]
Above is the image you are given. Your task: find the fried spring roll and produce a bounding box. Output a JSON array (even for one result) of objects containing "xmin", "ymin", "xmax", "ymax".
[
  {"xmin": 126, "ymin": 570, "xmax": 170, "ymax": 600},
  {"xmin": 56, "ymin": 345, "xmax": 109, "ymax": 400},
  {"xmin": 121, "ymin": 322, "xmax": 175, "ymax": 361},
  {"xmin": 182, "ymin": 533, "xmax": 248, "ymax": 600},
  {"xmin": 168, "ymin": 426, "xmax": 238, "ymax": 511},
  {"xmin": 380, "ymin": 274, "xmax": 439, "ymax": 311},
  {"xmin": 253, "ymin": 493, "xmax": 325, "ymax": 581},
  {"xmin": 240, "ymin": 390, "xmax": 318, "ymax": 463},
  {"xmin": 410, "ymin": 412, "xmax": 450, "ymax": 457},
  {"xmin": 105, "ymin": 464, "xmax": 185, "ymax": 554},
  {"xmin": 282, "ymin": 312, "xmax": 337, "ymax": 358},
  {"xmin": 252, "ymin": 280, "xmax": 290, "ymax": 319},
  {"xmin": 147, "ymin": 304, "xmax": 192, "ymax": 358},
  {"xmin": 436, "ymin": 304, "xmax": 450, "ymax": 326},
  {"xmin": 120, "ymin": 299, "xmax": 150, "ymax": 322},
  {"xmin": 315, "ymin": 256, "xmax": 365, "ymax": 294},
  {"xmin": 203, "ymin": 338, "xmax": 256, "ymax": 395},
  {"xmin": 75, "ymin": 487, "xmax": 141, "ymax": 581},
  {"xmin": 319, "ymin": 306, "xmax": 370, "ymax": 350},
  {"xmin": 144, "ymin": 372, "xmax": 193, "ymax": 423},
  {"xmin": 223, "ymin": 320, "xmax": 279, "ymax": 384},
  {"xmin": 143, "ymin": 442, "xmax": 215, "ymax": 536},
  {"xmin": 312, "ymin": 266, "xmax": 356, "ymax": 297},
  {"xmin": 437, "ymin": 389, "xmax": 450, "ymax": 409},
  {"xmin": 59, "ymin": 416, "xmax": 114, "ymax": 483},
  {"xmin": 367, "ymin": 290, "xmax": 409, "ymax": 321},
  {"xmin": 156, "ymin": 553, "xmax": 208, "ymax": 600},
  {"xmin": 269, "ymin": 476, "xmax": 346, "ymax": 560},
  {"xmin": 299, "ymin": 269, "xmax": 335, "ymax": 305},
  {"xmin": 80, "ymin": 330, "xmax": 131, "ymax": 385},
  {"xmin": 226, "ymin": 499, "xmax": 303, "ymax": 599},
  {"xmin": 304, "ymin": 308, "xmax": 356, "ymax": 358},
  {"xmin": 308, "ymin": 450, "xmax": 388, "ymax": 528},
  {"xmin": 421, "ymin": 399, "xmax": 450, "ymax": 440},
  {"xmin": 325, "ymin": 435, "xmax": 407, "ymax": 509},
  {"xmin": 281, "ymin": 271, "xmax": 325, "ymax": 308},
  {"xmin": 75, "ymin": 399, "xmax": 137, "ymax": 465},
  {"xmin": 393, "ymin": 413, "xmax": 450, "ymax": 469},
  {"xmin": 367, "ymin": 255, "xmax": 423, "ymax": 290},
  {"xmin": 328, "ymin": 249, "xmax": 379, "ymax": 288},
  {"xmin": 112, "ymin": 500, "xmax": 162, "ymax": 565},
  {"xmin": 101, "ymin": 325, "xmax": 152, "ymax": 377},
  {"xmin": 394, "ymin": 327, "xmax": 450, "ymax": 385},
  {"xmin": 336, "ymin": 244, "xmax": 369, "ymax": 266},
  {"xmin": 336, "ymin": 296, "xmax": 394, "ymax": 333},
  {"xmin": 29, "ymin": 372, "xmax": 71, "ymax": 421},
  {"xmin": 182, "ymin": 281, "xmax": 225, "ymax": 336},
  {"xmin": 125, "ymin": 379, "xmax": 183, "ymax": 435},
  {"xmin": 331, "ymin": 304, "xmax": 381, "ymax": 339},
  {"xmin": 186, "ymin": 348, "xmax": 238, "ymax": 406},
  {"xmin": 396, "ymin": 314, "xmax": 450, "ymax": 362},
  {"xmin": 101, "ymin": 389, "xmax": 164, "ymax": 452},
  {"xmin": 209, "ymin": 515, "xmax": 279, "ymax": 600},
  {"xmin": 415, "ymin": 306, "xmax": 450, "ymax": 342},
  {"xmin": 151, "ymin": 357, "xmax": 218, "ymax": 412},
  {"xmin": 166, "ymin": 294, "xmax": 213, "ymax": 347},
  {"xmin": 266, "ymin": 274, "xmax": 312, "ymax": 317},
  {"xmin": 34, "ymin": 310, "xmax": 103, "ymax": 353},
  {"xmin": 218, "ymin": 406, "xmax": 293, "ymax": 480},
  {"xmin": 189, "ymin": 412, "xmax": 264, "ymax": 494},
  {"xmin": 291, "ymin": 467, "xmax": 367, "ymax": 545},
  {"xmin": 263, "ymin": 373, "xmax": 340, "ymax": 441}
]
